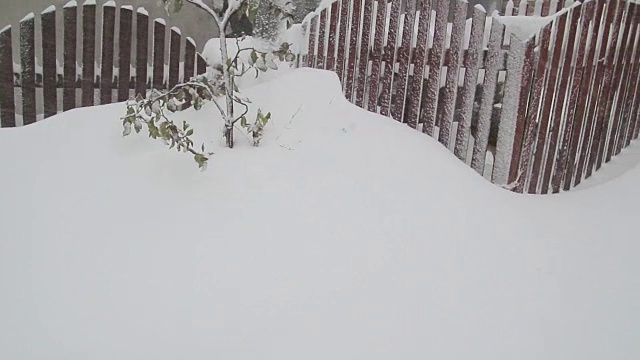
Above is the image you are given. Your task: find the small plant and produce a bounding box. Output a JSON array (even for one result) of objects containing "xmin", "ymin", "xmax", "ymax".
[{"xmin": 121, "ymin": 0, "xmax": 296, "ymax": 170}]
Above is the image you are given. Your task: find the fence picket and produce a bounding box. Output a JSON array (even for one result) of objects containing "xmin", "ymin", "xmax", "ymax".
[
  {"xmin": 420, "ymin": 0, "xmax": 449, "ymax": 136},
  {"xmin": 0, "ymin": 26, "xmax": 15, "ymax": 127},
  {"xmin": 344, "ymin": 0, "xmax": 362, "ymax": 101},
  {"xmin": 135, "ymin": 9, "xmax": 149, "ymax": 98},
  {"xmin": 82, "ymin": 1, "xmax": 96, "ymax": 107},
  {"xmin": 529, "ymin": 11, "xmax": 568, "ymax": 193},
  {"xmin": 543, "ymin": 6, "xmax": 579, "ymax": 194},
  {"xmin": 470, "ymin": 20, "xmax": 504, "ymax": 175},
  {"xmin": 390, "ymin": 0, "xmax": 415, "ymax": 122},
  {"xmin": 558, "ymin": 1, "xmax": 595, "ymax": 191},
  {"xmin": 622, "ymin": 8, "xmax": 640, "ymax": 147},
  {"xmin": 616, "ymin": 4, "xmax": 640, "ymax": 153},
  {"xmin": 604, "ymin": 3, "xmax": 636, "ymax": 162},
  {"xmin": 118, "ymin": 6, "xmax": 133, "ymax": 102},
  {"xmin": 153, "ymin": 19, "xmax": 166, "ymax": 90},
  {"xmin": 405, "ymin": 0, "xmax": 432, "ymax": 128},
  {"xmin": 63, "ymin": 3, "xmax": 77, "ymax": 111},
  {"xmin": 100, "ymin": 3, "xmax": 116, "ymax": 104},
  {"xmin": 379, "ymin": 0, "xmax": 401, "ymax": 117},
  {"xmin": 453, "ymin": 6, "xmax": 485, "ymax": 161},
  {"xmin": 335, "ymin": 0, "xmax": 349, "ymax": 82},
  {"xmin": 306, "ymin": 15, "xmax": 318, "ymax": 68},
  {"xmin": 367, "ymin": 0, "xmax": 388, "ymax": 112},
  {"xmin": 326, "ymin": 1, "xmax": 339, "ymax": 71},
  {"xmin": 316, "ymin": 8, "xmax": 328, "ymax": 69},
  {"xmin": 20, "ymin": 14, "xmax": 37, "ymax": 125},
  {"xmin": 573, "ymin": 0, "xmax": 607, "ymax": 187},
  {"xmin": 169, "ymin": 27, "xmax": 181, "ymax": 88},
  {"xmin": 437, "ymin": 0, "xmax": 467, "ymax": 146},
  {"xmin": 355, "ymin": 0, "xmax": 373, "ymax": 107},
  {"xmin": 42, "ymin": 7, "xmax": 58, "ymax": 118}
]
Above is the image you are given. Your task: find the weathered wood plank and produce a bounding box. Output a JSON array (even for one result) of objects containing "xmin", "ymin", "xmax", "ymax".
[
  {"xmin": 20, "ymin": 14, "xmax": 37, "ymax": 125},
  {"xmin": 63, "ymin": 3, "xmax": 77, "ymax": 111},
  {"xmin": 404, "ymin": 0, "xmax": 433, "ymax": 128},
  {"xmin": 100, "ymin": 3, "xmax": 116, "ymax": 104},
  {"xmin": 42, "ymin": 7, "xmax": 58, "ymax": 118},
  {"xmin": 183, "ymin": 37, "xmax": 196, "ymax": 82},
  {"xmin": 515, "ymin": 23, "xmax": 552, "ymax": 193},
  {"xmin": 315, "ymin": 8, "xmax": 328, "ymax": 69},
  {"xmin": 169, "ymin": 27, "xmax": 181, "ymax": 88},
  {"xmin": 306, "ymin": 15, "xmax": 318, "ymax": 68},
  {"xmin": 118, "ymin": 6, "xmax": 133, "ymax": 102},
  {"xmin": 335, "ymin": 0, "xmax": 350, "ymax": 82},
  {"xmin": 573, "ymin": 0, "xmax": 607, "ymax": 187},
  {"xmin": 616, "ymin": 5, "xmax": 640, "ymax": 152},
  {"xmin": 326, "ymin": 1, "xmax": 339, "ymax": 71},
  {"xmin": 135, "ymin": 9, "xmax": 149, "ymax": 98},
  {"xmin": 344, "ymin": 0, "xmax": 362, "ymax": 101},
  {"xmin": 152, "ymin": 19, "xmax": 166, "ymax": 90},
  {"xmin": 453, "ymin": 6, "xmax": 485, "ymax": 160},
  {"xmin": 379, "ymin": 0, "xmax": 401, "ymax": 117},
  {"xmin": 390, "ymin": 0, "xmax": 416, "ymax": 122},
  {"xmin": 437, "ymin": 0, "xmax": 467, "ymax": 146},
  {"xmin": 544, "ymin": 6, "xmax": 580, "ymax": 194},
  {"xmin": 366, "ymin": 0, "xmax": 388, "ymax": 112},
  {"xmin": 82, "ymin": 2, "xmax": 96, "ymax": 107},
  {"xmin": 470, "ymin": 20, "xmax": 504, "ymax": 175},
  {"xmin": 354, "ymin": 0, "xmax": 373, "ymax": 107},
  {"xmin": 0, "ymin": 26, "xmax": 16, "ymax": 127},
  {"xmin": 558, "ymin": 0, "xmax": 595, "ymax": 191},
  {"xmin": 420, "ymin": 0, "xmax": 450, "ymax": 136}
]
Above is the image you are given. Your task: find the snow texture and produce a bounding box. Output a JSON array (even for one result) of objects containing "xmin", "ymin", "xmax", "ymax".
[
  {"xmin": 83, "ymin": 0, "xmax": 96, "ymax": 5},
  {"xmin": 1, "ymin": 68, "xmax": 640, "ymax": 360},
  {"xmin": 137, "ymin": 7, "xmax": 149, "ymax": 15},
  {"xmin": 154, "ymin": 18, "xmax": 166, "ymax": 25},
  {"xmin": 0, "ymin": 25, "xmax": 10, "ymax": 34},
  {"xmin": 103, "ymin": 1, "xmax": 116, "ymax": 7},
  {"xmin": 64, "ymin": 0, "xmax": 77, "ymax": 8},
  {"xmin": 21, "ymin": 13, "xmax": 35, "ymax": 22},
  {"xmin": 121, "ymin": 5, "xmax": 133, "ymax": 10},
  {"xmin": 171, "ymin": 26, "xmax": 181, "ymax": 35},
  {"xmin": 42, "ymin": 5, "xmax": 56, "ymax": 14}
]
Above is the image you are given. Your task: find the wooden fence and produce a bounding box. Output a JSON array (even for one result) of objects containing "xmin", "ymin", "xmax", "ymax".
[
  {"xmin": 503, "ymin": 0, "xmax": 572, "ymax": 16},
  {"xmin": 0, "ymin": 0, "xmax": 208, "ymax": 128},
  {"xmin": 302, "ymin": 0, "xmax": 640, "ymax": 194}
]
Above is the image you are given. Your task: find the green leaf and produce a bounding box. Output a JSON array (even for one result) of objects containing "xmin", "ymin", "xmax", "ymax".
[
  {"xmin": 240, "ymin": 116, "xmax": 247, "ymax": 128},
  {"xmin": 123, "ymin": 122, "xmax": 132, "ymax": 136},
  {"xmin": 250, "ymin": 50, "xmax": 258, "ymax": 65},
  {"xmin": 133, "ymin": 118, "xmax": 142, "ymax": 133},
  {"xmin": 186, "ymin": 128, "xmax": 194, "ymax": 136}
]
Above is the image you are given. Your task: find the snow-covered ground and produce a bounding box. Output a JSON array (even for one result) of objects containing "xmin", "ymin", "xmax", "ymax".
[{"xmin": 0, "ymin": 68, "xmax": 639, "ymax": 360}]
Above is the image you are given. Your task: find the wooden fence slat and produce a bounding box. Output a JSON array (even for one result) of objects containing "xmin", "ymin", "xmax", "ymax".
[
  {"xmin": 379, "ymin": 0, "xmax": 401, "ymax": 117},
  {"xmin": 470, "ymin": 20, "xmax": 504, "ymax": 175},
  {"xmin": 20, "ymin": 14, "xmax": 37, "ymax": 125},
  {"xmin": 0, "ymin": 26, "xmax": 15, "ymax": 127},
  {"xmin": 528, "ymin": 11, "xmax": 568, "ymax": 193},
  {"xmin": 453, "ymin": 6, "xmax": 486, "ymax": 160},
  {"xmin": 306, "ymin": 15, "xmax": 318, "ymax": 68},
  {"xmin": 82, "ymin": 1, "xmax": 96, "ymax": 107},
  {"xmin": 153, "ymin": 19, "xmax": 166, "ymax": 90},
  {"xmin": 344, "ymin": 0, "xmax": 362, "ymax": 101},
  {"xmin": 582, "ymin": 0, "xmax": 621, "ymax": 179},
  {"xmin": 572, "ymin": 0, "xmax": 607, "ymax": 187},
  {"xmin": 326, "ymin": 1, "xmax": 340, "ymax": 71},
  {"xmin": 390, "ymin": 0, "xmax": 416, "ymax": 122},
  {"xmin": 354, "ymin": 0, "xmax": 373, "ymax": 107},
  {"xmin": 544, "ymin": 6, "xmax": 580, "ymax": 194},
  {"xmin": 420, "ymin": 0, "xmax": 450, "ymax": 136},
  {"xmin": 558, "ymin": 0, "xmax": 595, "ymax": 191},
  {"xmin": 316, "ymin": 8, "xmax": 328, "ymax": 69},
  {"xmin": 604, "ymin": 2, "xmax": 637, "ymax": 162},
  {"xmin": 404, "ymin": 0, "xmax": 433, "ymax": 128},
  {"xmin": 63, "ymin": 3, "xmax": 77, "ymax": 111},
  {"xmin": 616, "ymin": 4, "xmax": 640, "ymax": 153},
  {"xmin": 196, "ymin": 53, "xmax": 206, "ymax": 76},
  {"xmin": 169, "ymin": 27, "xmax": 181, "ymax": 88},
  {"xmin": 42, "ymin": 7, "xmax": 57, "ymax": 118},
  {"xmin": 335, "ymin": 0, "xmax": 350, "ymax": 82},
  {"xmin": 622, "ymin": 9, "xmax": 640, "ymax": 148},
  {"xmin": 366, "ymin": 0, "xmax": 389, "ymax": 112},
  {"xmin": 493, "ymin": 34, "xmax": 533, "ymax": 186},
  {"xmin": 183, "ymin": 37, "xmax": 196, "ymax": 82},
  {"xmin": 437, "ymin": 0, "xmax": 467, "ymax": 146},
  {"xmin": 135, "ymin": 9, "xmax": 149, "ymax": 98},
  {"xmin": 515, "ymin": 23, "xmax": 552, "ymax": 193},
  {"xmin": 118, "ymin": 6, "xmax": 133, "ymax": 102},
  {"xmin": 100, "ymin": 3, "xmax": 116, "ymax": 105}
]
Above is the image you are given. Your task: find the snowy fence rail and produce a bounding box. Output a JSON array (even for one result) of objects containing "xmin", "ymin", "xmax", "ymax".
[
  {"xmin": 0, "ymin": 0, "xmax": 208, "ymax": 127},
  {"xmin": 302, "ymin": 0, "xmax": 640, "ymax": 194},
  {"xmin": 501, "ymin": 0, "xmax": 573, "ymax": 16}
]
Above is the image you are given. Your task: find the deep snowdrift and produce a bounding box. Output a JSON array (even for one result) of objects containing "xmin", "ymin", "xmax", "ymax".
[{"xmin": 0, "ymin": 68, "xmax": 638, "ymax": 360}]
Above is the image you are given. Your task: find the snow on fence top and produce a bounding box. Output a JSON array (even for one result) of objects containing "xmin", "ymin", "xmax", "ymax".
[
  {"xmin": 64, "ymin": 0, "xmax": 77, "ymax": 8},
  {"xmin": 42, "ymin": 5, "xmax": 56, "ymax": 14}
]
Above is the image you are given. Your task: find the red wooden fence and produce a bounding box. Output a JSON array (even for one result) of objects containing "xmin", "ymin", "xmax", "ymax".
[
  {"xmin": 303, "ymin": 0, "xmax": 640, "ymax": 194},
  {"xmin": 0, "ymin": 0, "xmax": 207, "ymax": 128}
]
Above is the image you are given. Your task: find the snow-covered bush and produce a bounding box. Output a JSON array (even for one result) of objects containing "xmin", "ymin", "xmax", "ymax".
[{"xmin": 121, "ymin": 0, "xmax": 296, "ymax": 170}]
